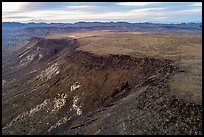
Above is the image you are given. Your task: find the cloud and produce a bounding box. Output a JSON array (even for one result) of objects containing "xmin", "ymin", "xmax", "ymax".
[
  {"xmin": 116, "ymin": 2, "xmax": 162, "ymax": 6},
  {"xmin": 2, "ymin": 2, "xmax": 28, "ymax": 12},
  {"xmin": 131, "ymin": 7, "xmax": 166, "ymax": 12},
  {"xmin": 2, "ymin": 16, "xmax": 32, "ymax": 19},
  {"xmin": 64, "ymin": 5, "xmax": 100, "ymax": 9},
  {"xmin": 2, "ymin": 2, "xmax": 202, "ymax": 23},
  {"xmin": 185, "ymin": 9, "xmax": 202, "ymax": 13},
  {"xmin": 153, "ymin": 16, "xmax": 169, "ymax": 20},
  {"xmin": 192, "ymin": 3, "xmax": 202, "ymax": 7}
]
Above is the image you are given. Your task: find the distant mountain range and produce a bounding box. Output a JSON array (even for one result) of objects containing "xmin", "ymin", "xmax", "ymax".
[
  {"xmin": 2, "ymin": 21, "xmax": 202, "ymax": 36},
  {"xmin": 2, "ymin": 21, "xmax": 202, "ymax": 28},
  {"xmin": 2, "ymin": 21, "xmax": 202, "ymax": 49}
]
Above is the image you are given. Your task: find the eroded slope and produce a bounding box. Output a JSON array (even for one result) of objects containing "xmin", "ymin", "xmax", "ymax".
[{"xmin": 2, "ymin": 31, "xmax": 202, "ymax": 135}]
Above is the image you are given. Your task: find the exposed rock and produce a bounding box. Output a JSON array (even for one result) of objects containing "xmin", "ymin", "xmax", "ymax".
[
  {"xmin": 2, "ymin": 37, "xmax": 202, "ymax": 135},
  {"xmin": 71, "ymin": 82, "xmax": 81, "ymax": 91}
]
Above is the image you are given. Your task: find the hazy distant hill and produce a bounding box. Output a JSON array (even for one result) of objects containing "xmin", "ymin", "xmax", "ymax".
[{"xmin": 3, "ymin": 21, "xmax": 202, "ymax": 28}]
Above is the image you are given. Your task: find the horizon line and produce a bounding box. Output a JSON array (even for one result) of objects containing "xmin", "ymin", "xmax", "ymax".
[{"xmin": 2, "ymin": 21, "xmax": 202, "ymax": 24}]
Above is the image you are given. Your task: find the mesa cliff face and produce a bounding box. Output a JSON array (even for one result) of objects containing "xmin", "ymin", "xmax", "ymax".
[{"xmin": 2, "ymin": 37, "xmax": 202, "ymax": 135}]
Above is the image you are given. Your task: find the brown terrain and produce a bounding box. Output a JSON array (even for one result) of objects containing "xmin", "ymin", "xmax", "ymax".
[{"xmin": 2, "ymin": 30, "xmax": 202, "ymax": 135}]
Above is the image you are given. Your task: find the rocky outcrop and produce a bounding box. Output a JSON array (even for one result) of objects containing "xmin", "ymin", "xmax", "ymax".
[{"xmin": 2, "ymin": 38, "xmax": 202, "ymax": 135}]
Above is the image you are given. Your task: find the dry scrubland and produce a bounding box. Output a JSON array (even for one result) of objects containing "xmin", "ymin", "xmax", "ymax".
[{"xmin": 46, "ymin": 30, "xmax": 202, "ymax": 104}]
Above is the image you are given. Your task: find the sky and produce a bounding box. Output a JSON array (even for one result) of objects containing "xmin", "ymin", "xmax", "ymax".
[{"xmin": 2, "ymin": 2, "xmax": 202, "ymax": 23}]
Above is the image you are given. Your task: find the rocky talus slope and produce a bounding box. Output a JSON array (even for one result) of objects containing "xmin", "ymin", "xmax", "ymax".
[{"xmin": 2, "ymin": 38, "xmax": 202, "ymax": 135}]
